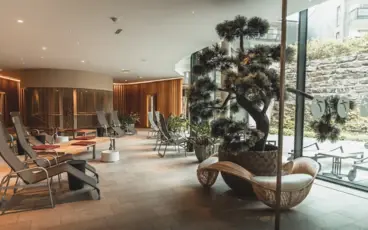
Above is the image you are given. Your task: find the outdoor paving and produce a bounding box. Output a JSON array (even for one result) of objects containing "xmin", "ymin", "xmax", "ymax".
[{"xmin": 0, "ymin": 130, "xmax": 367, "ymax": 229}]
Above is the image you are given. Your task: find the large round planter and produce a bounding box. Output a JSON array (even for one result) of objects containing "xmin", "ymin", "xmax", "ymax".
[
  {"xmin": 194, "ymin": 144, "xmax": 212, "ymax": 163},
  {"xmin": 218, "ymin": 144, "xmax": 278, "ymax": 196}
]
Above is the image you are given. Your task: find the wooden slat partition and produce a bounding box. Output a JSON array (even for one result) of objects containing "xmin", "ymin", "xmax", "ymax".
[
  {"xmin": 113, "ymin": 79, "xmax": 183, "ymax": 128},
  {"xmin": 0, "ymin": 77, "xmax": 20, "ymax": 126}
]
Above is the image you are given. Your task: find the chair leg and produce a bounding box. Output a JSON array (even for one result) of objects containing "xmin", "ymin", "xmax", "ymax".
[
  {"xmin": 46, "ymin": 175, "xmax": 55, "ymax": 208},
  {"xmin": 0, "ymin": 175, "xmax": 12, "ymax": 214},
  {"xmin": 154, "ymin": 135, "xmax": 160, "ymax": 150},
  {"xmin": 163, "ymin": 143, "xmax": 168, "ymax": 157}
]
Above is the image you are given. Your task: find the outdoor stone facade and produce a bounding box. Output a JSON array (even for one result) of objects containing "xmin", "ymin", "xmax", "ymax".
[
  {"xmin": 287, "ymin": 52, "xmax": 368, "ymax": 102},
  {"xmin": 271, "ymin": 52, "xmax": 368, "ymax": 138}
]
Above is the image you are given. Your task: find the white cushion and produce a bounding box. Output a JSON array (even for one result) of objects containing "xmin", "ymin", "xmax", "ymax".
[{"xmin": 252, "ymin": 174, "xmax": 313, "ymax": 192}]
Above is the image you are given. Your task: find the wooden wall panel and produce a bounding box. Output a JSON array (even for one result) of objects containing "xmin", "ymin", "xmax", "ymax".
[
  {"xmin": 0, "ymin": 77, "xmax": 20, "ymax": 126},
  {"xmin": 113, "ymin": 79, "xmax": 183, "ymax": 128}
]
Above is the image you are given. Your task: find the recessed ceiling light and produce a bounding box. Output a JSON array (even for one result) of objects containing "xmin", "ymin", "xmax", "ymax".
[
  {"xmin": 121, "ymin": 69, "xmax": 130, "ymax": 73},
  {"xmin": 40, "ymin": 56, "xmax": 44, "ymax": 59},
  {"xmin": 81, "ymin": 60, "xmax": 85, "ymax": 63},
  {"xmin": 17, "ymin": 19, "xmax": 24, "ymax": 24},
  {"xmin": 42, "ymin": 46, "xmax": 47, "ymax": 50},
  {"xmin": 192, "ymin": 11, "xmax": 195, "ymax": 14}
]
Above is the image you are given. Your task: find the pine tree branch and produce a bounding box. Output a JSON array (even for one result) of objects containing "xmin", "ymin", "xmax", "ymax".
[{"xmin": 287, "ymin": 88, "xmax": 313, "ymax": 100}]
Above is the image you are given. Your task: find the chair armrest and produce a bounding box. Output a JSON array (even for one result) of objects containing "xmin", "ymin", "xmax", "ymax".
[
  {"xmin": 355, "ymin": 156, "xmax": 368, "ymax": 164},
  {"xmin": 304, "ymin": 142, "xmax": 319, "ymax": 150},
  {"xmin": 25, "ymin": 157, "xmax": 52, "ymax": 167},
  {"xmin": 328, "ymin": 146, "xmax": 344, "ymax": 153}
]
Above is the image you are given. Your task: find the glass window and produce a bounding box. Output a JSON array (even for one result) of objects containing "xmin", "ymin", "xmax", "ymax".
[
  {"xmin": 300, "ymin": 0, "xmax": 368, "ymax": 190},
  {"xmin": 336, "ymin": 5, "xmax": 341, "ymax": 26}
]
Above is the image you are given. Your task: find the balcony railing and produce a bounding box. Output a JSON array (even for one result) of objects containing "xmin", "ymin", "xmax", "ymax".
[{"xmin": 349, "ymin": 7, "xmax": 368, "ymax": 21}]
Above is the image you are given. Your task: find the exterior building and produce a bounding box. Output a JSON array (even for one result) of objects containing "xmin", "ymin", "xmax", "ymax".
[{"xmin": 308, "ymin": 0, "xmax": 368, "ymax": 39}]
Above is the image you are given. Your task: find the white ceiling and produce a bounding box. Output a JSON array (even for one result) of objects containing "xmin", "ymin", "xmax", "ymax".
[{"xmin": 0, "ymin": 0, "xmax": 325, "ymax": 81}]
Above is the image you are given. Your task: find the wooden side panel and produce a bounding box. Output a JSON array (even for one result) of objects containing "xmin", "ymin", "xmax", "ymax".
[
  {"xmin": 113, "ymin": 79, "xmax": 183, "ymax": 128},
  {"xmin": 0, "ymin": 78, "xmax": 20, "ymax": 126}
]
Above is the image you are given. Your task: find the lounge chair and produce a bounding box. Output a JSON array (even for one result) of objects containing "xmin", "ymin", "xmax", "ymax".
[
  {"xmin": 147, "ymin": 112, "xmax": 159, "ymax": 138},
  {"xmin": 11, "ymin": 114, "xmax": 99, "ymax": 182},
  {"xmin": 348, "ymin": 155, "xmax": 368, "ymax": 181},
  {"xmin": 96, "ymin": 110, "xmax": 125, "ymax": 138},
  {"xmin": 0, "ymin": 120, "xmax": 100, "ymax": 213},
  {"xmin": 9, "ymin": 112, "xmax": 53, "ymax": 146},
  {"xmin": 111, "ymin": 110, "xmax": 136, "ymax": 135},
  {"xmin": 155, "ymin": 112, "xmax": 187, "ymax": 158},
  {"xmin": 197, "ymin": 155, "xmax": 320, "ymax": 209}
]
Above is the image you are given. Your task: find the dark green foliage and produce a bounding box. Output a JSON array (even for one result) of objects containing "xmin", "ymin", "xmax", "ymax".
[
  {"xmin": 189, "ymin": 15, "xmax": 292, "ymax": 152},
  {"xmin": 310, "ymin": 95, "xmax": 355, "ymax": 143}
]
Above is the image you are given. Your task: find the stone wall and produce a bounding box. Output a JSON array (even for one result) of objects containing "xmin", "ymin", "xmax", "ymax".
[
  {"xmin": 270, "ymin": 52, "xmax": 368, "ymax": 139},
  {"xmin": 288, "ymin": 53, "xmax": 368, "ymax": 101}
]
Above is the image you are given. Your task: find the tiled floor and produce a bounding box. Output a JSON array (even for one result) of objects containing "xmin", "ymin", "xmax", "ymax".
[{"xmin": 0, "ymin": 130, "xmax": 368, "ymax": 230}]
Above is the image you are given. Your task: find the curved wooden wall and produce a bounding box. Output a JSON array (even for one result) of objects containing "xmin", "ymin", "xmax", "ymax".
[{"xmin": 113, "ymin": 79, "xmax": 183, "ymax": 128}]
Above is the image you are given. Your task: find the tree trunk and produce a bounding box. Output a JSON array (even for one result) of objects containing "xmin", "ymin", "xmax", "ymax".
[
  {"xmin": 239, "ymin": 36, "xmax": 244, "ymax": 52},
  {"xmin": 236, "ymin": 95, "xmax": 269, "ymax": 151}
]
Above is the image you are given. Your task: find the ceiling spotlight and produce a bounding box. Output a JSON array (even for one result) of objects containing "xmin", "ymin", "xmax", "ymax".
[
  {"xmin": 42, "ymin": 46, "xmax": 47, "ymax": 50},
  {"xmin": 121, "ymin": 69, "xmax": 130, "ymax": 73},
  {"xmin": 81, "ymin": 60, "xmax": 85, "ymax": 63},
  {"xmin": 17, "ymin": 19, "xmax": 24, "ymax": 24},
  {"xmin": 110, "ymin": 16, "xmax": 119, "ymax": 23},
  {"xmin": 115, "ymin": 29, "xmax": 123, "ymax": 35}
]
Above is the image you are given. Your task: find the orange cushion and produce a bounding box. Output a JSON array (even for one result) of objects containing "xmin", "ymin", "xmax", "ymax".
[{"xmin": 71, "ymin": 141, "xmax": 96, "ymax": 146}]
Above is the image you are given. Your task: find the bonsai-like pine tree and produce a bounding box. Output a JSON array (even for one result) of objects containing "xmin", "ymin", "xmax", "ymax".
[{"xmin": 189, "ymin": 15, "xmax": 293, "ymax": 152}]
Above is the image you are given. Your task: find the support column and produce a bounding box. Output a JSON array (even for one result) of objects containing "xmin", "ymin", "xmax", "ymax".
[
  {"xmin": 293, "ymin": 9, "xmax": 308, "ymax": 159},
  {"xmin": 188, "ymin": 51, "xmax": 200, "ymax": 152}
]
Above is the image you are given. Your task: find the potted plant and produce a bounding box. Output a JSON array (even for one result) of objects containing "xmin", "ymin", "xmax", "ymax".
[
  {"xmin": 189, "ymin": 122, "xmax": 216, "ymax": 163},
  {"xmin": 120, "ymin": 112, "xmax": 140, "ymax": 130},
  {"xmin": 189, "ymin": 15, "xmax": 295, "ymax": 195},
  {"xmin": 167, "ymin": 114, "xmax": 188, "ymax": 134}
]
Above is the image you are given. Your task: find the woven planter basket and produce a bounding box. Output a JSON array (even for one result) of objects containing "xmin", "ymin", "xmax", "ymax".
[{"xmin": 218, "ymin": 144, "xmax": 278, "ymax": 196}]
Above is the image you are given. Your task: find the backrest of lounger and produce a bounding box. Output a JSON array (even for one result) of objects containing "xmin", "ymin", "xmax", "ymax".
[
  {"xmin": 11, "ymin": 114, "xmax": 39, "ymax": 159},
  {"xmin": 96, "ymin": 111, "xmax": 109, "ymax": 127},
  {"xmin": 148, "ymin": 112, "xmax": 158, "ymax": 130},
  {"xmin": 10, "ymin": 112, "xmax": 29, "ymax": 136},
  {"xmin": 0, "ymin": 113, "xmax": 12, "ymax": 142},
  {"xmin": 158, "ymin": 113, "xmax": 171, "ymax": 140},
  {"xmin": 0, "ymin": 120, "xmax": 33, "ymax": 184},
  {"xmin": 111, "ymin": 111, "xmax": 121, "ymax": 126}
]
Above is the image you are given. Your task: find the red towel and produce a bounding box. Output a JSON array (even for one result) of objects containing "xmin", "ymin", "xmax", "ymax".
[
  {"xmin": 32, "ymin": 145, "xmax": 60, "ymax": 150},
  {"xmin": 74, "ymin": 136, "xmax": 96, "ymax": 140},
  {"xmin": 72, "ymin": 141, "xmax": 96, "ymax": 146}
]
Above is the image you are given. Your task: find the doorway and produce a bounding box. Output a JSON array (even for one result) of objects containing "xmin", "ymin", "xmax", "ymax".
[{"xmin": 146, "ymin": 94, "xmax": 157, "ymax": 127}]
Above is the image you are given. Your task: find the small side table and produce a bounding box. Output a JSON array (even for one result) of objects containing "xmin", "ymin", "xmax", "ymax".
[
  {"xmin": 68, "ymin": 160, "xmax": 86, "ymax": 190},
  {"xmin": 101, "ymin": 150, "xmax": 120, "ymax": 162}
]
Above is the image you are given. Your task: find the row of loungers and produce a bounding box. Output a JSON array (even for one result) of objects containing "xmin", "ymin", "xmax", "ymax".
[{"xmin": 0, "ymin": 116, "xmax": 100, "ymax": 214}]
